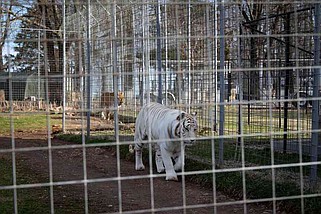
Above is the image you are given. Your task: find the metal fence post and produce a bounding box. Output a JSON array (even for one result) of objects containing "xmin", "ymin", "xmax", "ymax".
[
  {"xmin": 156, "ymin": 0, "xmax": 162, "ymax": 104},
  {"xmin": 86, "ymin": 0, "xmax": 91, "ymax": 139},
  {"xmin": 310, "ymin": 3, "xmax": 320, "ymax": 185},
  {"xmin": 219, "ymin": 0, "xmax": 225, "ymax": 165}
]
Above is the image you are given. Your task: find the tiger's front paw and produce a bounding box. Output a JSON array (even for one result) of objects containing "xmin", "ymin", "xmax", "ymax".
[
  {"xmin": 165, "ymin": 171, "xmax": 178, "ymax": 181},
  {"xmin": 166, "ymin": 175, "xmax": 178, "ymax": 181},
  {"xmin": 135, "ymin": 164, "xmax": 145, "ymax": 171},
  {"xmin": 156, "ymin": 158, "xmax": 165, "ymax": 173}
]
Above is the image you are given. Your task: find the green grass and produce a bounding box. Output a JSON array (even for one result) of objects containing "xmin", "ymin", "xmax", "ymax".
[
  {"xmin": 0, "ymin": 158, "xmax": 52, "ymax": 214},
  {"xmin": 187, "ymin": 139, "xmax": 321, "ymax": 178},
  {"xmin": 123, "ymin": 107, "xmax": 312, "ymax": 135},
  {"xmin": 184, "ymin": 157, "xmax": 321, "ymax": 214},
  {"xmin": 185, "ymin": 138, "xmax": 321, "ymax": 213},
  {"xmin": 0, "ymin": 159, "xmax": 15, "ymax": 213},
  {"xmin": 0, "ymin": 114, "xmax": 61, "ymax": 135},
  {"xmin": 178, "ymin": 105, "xmax": 312, "ymax": 139}
]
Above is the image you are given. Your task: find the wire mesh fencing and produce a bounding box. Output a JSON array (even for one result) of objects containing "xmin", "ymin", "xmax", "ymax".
[{"xmin": 0, "ymin": 0, "xmax": 321, "ymax": 213}]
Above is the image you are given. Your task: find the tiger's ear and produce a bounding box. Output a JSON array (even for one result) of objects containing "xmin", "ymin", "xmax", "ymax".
[
  {"xmin": 191, "ymin": 112, "xmax": 197, "ymax": 117},
  {"xmin": 176, "ymin": 112, "xmax": 185, "ymax": 121},
  {"xmin": 118, "ymin": 91, "xmax": 124, "ymax": 97}
]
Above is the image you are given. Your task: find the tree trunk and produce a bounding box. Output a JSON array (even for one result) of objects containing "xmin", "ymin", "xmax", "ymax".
[{"xmin": 249, "ymin": 30, "xmax": 260, "ymax": 100}]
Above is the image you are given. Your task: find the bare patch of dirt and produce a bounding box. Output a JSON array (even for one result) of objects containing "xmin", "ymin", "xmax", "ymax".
[{"xmin": 0, "ymin": 130, "xmax": 275, "ymax": 214}]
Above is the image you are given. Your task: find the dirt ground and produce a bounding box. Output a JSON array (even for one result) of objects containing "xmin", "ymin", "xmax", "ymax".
[{"xmin": 0, "ymin": 129, "xmax": 276, "ymax": 214}]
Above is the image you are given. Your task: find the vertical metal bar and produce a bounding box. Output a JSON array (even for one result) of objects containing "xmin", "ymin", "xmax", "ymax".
[
  {"xmin": 218, "ymin": 0, "xmax": 225, "ymax": 165},
  {"xmin": 76, "ymin": 6, "xmax": 87, "ymax": 199},
  {"xmin": 310, "ymin": 3, "xmax": 320, "ymax": 185},
  {"xmin": 80, "ymin": 2, "xmax": 89, "ymax": 213},
  {"xmin": 62, "ymin": 0, "xmax": 66, "ymax": 132},
  {"xmin": 208, "ymin": 3, "xmax": 217, "ymax": 213},
  {"xmin": 38, "ymin": 30, "xmax": 41, "ymax": 110},
  {"xmin": 156, "ymin": 0, "xmax": 162, "ymax": 104},
  {"xmin": 175, "ymin": 3, "xmax": 182, "ymax": 105},
  {"xmin": 238, "ymin": 24, "xmax": 248, "ymax": 214},
  {"xmin": 141, "ymin": 1, "xmax": 155, "ymax": 212},
  {"xmin": 236, "ymin": 24, "xmax": 242, "ymax": 152},
  {"xmin": 293, "ymin": 6, "xmax": 305, "ymax": 213},
  {"xmin": 120, "ymin": 9, "xmax": 124, "ymax": 92},
  {"xmin": 182, "ymin": 5, "xmax": 190, "ymax": 211},
  {"xmin": 283, "ymin": 13, "xmax": 290, "ymax": 154},
  {"xmin": 237, "ymin": 24, "xmax": 242, "ymax": 154},
  {"xmin": 132, "ymin": 5, "xmax": 137, "ymax": 111},
  {"xmin": 278, "ymin": 59, "xmax": 282, "ymax": 129},
  {"xmin": 206, "ymin": 2, "xmax": 212, "ymax": 127},
  {"xmin": 265, "ymin": 4, "xmax": 277, "ymax": 212},
  {"xmin": 86, "ymin": 0, "xmax": 91, "ymax": 139},
  {"xmin": 41, "ymin": 5, "xmax": 54, "ymax": 213},
  {"xmin": 234, "ymin": 4, "xmax": 247, "ymax": 213},
  {"xmin": 139, "ymin": 7, "xmax": 143, "ymax": 106},
  {"xmin": 140, "ymin": 1, "xmax": 147, "ymax": 106},
  {"xmin": 76, "ymin": 3, "xmax": 88, "ymax": 212},
  {"xmin": 6, "ymin": 24, "xmax": 18, "ymax": 214},
  {"xmin": 164, "ymin": 2, "xmax": 168, "ymax": 105},
  {"xmin": 112, "ymin": 0, "xmax": 119, "ymax": 142},
  {"xmin": 111, "ymin": 1, "xmax": 122, "ymax": 212},
  {"xmin": 77, "ymin": 2, "xmax": 85, "ymax": 146},
  {"xmin": 214, "ymin": 0, "xmax": 218, "ymax": 132},
  {"xmin": 187, "ymin": 0, "xmax": 191, "ymax": 111},
  {"xmin": 144, "ymin": 1, "xmax": 150, "ymax": 105},
  {"xmin": 247, "ymin": 75, "xmax": 250, "ymax": 125}
]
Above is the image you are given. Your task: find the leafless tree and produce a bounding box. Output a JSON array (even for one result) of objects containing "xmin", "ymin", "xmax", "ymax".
[{"xmin": 0, "ymin": 0, "xmax": 19, "ymax": 72}]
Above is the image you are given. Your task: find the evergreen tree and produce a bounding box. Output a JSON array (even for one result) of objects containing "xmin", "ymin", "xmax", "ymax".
[
  {"xmin": 12, "ymin": 5, "xmax": 43, "ymax": 73},
  {"xmin": 10, "ymin": 0, "xmax": 64, "ymax": 103}
]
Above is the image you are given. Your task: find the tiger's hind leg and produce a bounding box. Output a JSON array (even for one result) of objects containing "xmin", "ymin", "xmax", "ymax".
[
  {"xmin": 134, "ymin": 136, "xmax": 145, "ymax": 171},
  {"xmin": 154, "ymin": 144, "xmax": 165, "ymax": 173}
]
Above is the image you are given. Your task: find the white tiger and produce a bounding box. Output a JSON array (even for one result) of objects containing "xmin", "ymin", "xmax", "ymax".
[{"xmin": 130, "ymin": 102, "xmax": 198, "ymax": 181}]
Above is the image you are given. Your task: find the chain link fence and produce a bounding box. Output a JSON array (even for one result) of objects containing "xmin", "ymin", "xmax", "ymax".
[{"xmin": 0, "ymin": 0, "xmax": 321, "ymax": 213}]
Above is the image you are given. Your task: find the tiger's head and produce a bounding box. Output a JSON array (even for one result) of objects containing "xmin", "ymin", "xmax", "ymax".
[
  {"xmin": 117, "ymin": 91, "xmax": 124, "ymax": 106},
  {"xmin": 175, "ymin": 112, "xmax": 198, "ymax": 144}
]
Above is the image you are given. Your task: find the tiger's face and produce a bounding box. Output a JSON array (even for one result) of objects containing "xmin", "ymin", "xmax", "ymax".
[
  {"xmin": 118, "ymin": 91, "xmax": 124, "ymax": 106},
  {"xmin": 176, "ymin": 112, "xmax": 198, "ymax": 144}
]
